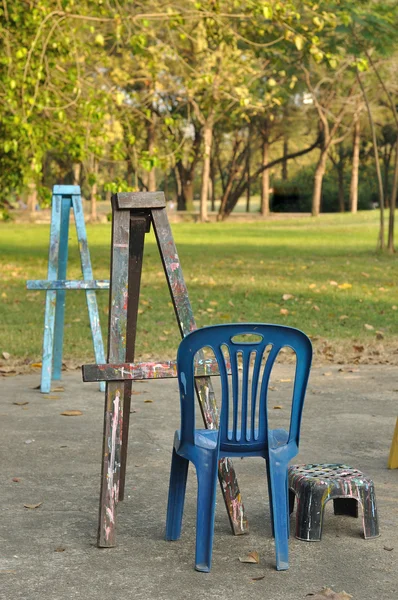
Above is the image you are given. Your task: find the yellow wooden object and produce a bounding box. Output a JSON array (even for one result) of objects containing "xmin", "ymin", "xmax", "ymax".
[{"xmin": 388, "ymin": 418, "xmax": 398, "ymax": 469}]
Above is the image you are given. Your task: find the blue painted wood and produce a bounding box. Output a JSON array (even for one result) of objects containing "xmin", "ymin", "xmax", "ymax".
[
  {"xmin": 41, "ymin": 194, "xmax": 62, "ymax": 393},
  {"xmin": 53, "ymin": 196, "xmax": 71, "ymax": 381},
  {"xmin": 72, "ymin": 194, "xmax": 106, "ymax": 392},
  {"xmin": 27, "ymin": 280, "xmax": 110, "ymax": 290},
  {"xmin": 165, "ymin": 323, "xmax": 313, "ymax": 572},
  {"xmin": 29, "ymin": 185, "xmax": 108, "ymax": 393}
]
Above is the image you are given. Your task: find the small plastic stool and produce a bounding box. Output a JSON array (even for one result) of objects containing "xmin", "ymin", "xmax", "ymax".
[{"xmin": 288, "ymin": 463, "xmax": 379, "ymax": 541}]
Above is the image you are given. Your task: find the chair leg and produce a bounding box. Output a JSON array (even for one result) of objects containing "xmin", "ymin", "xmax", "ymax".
[
  {"xmin": 194, "ymin": 451, "xmax": 219, "ymax": 572},
  {"xmin": 165, "ymin": 448, "xmax": 189, "ymax": 541},
  {"xmin": 267, "ymin": 453, "xmax": 290, "ymax": 571},
  {"xmin": 358, "ymin": 485, "xmax": 379, "ymax": 539}
]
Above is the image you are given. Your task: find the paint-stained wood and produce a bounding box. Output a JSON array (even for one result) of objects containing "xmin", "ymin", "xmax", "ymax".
[
  {"xmin": 115, "ymin": 191, "xmax": 166, "ymax": 210},
  {"xmin": 83, "ymin": 358, "xmax": 231, "ymax": 382},
  {"xmin": 388, "ymin": 418, "xmax": 398, "ymax": 469},
  {"xmin": 98, "ymin": 205, "xmax": 130, "ymax": 548},
  {"xmin": 120, "ymin": 215, "xmax": 147, "ymax": 501},
  {"xmin": 152, "ymin": 207, "xmax": 248, "ymax": 535}
]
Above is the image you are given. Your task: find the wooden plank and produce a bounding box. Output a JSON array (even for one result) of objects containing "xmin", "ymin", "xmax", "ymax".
[
  {"xmin": 98, "ymin": 205, "xmax": 130, "ymax": 548},
  {"xmin": 82, "ymin": 358, "xmax": 231, "ymax": 382},
  {"xmin": 115, "ymin": 191, "xmax": 166, "ymax": 210},
  {"xmin": 119, "ymin": 215, "xmax": 147, "ymax": 501},
  {"xmin": 72, "ymin": 195, "xmax": 106, "ymax": 393},
  {"xmin": 40, "ymin": 195, "xmax": 62, "ymax": 393},
  {"xmin": 388, "ymin": 418, "xmax": 398, "ymax": 469},
  {"xmin": 51, "ymin": 196, "xmax": 71, "ymax": 381},
  {"xmin": 151, "ymin": 207, "xmax": 248, "ymax": 535},
  {"xmin": 27, "ymin": 280, "xmax": 109, "ymax": 290},
  {"xmin": 53, "ymin": 184, "xmax": 80, "ymax": 195}
]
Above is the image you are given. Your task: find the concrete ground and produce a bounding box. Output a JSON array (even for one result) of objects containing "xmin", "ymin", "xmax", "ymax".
[{"xmin": 1, "ymin": 364, "xmax": 397, "ymax": 600}]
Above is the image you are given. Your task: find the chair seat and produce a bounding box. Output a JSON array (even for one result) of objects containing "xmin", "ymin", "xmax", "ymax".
[{"xmin": 174, "ymin": 427, "xmax": 289, "ymax": 455}]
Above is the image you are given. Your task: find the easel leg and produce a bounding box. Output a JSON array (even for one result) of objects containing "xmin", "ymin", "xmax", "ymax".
[
  {"xmin": 98, "ymin": 382, "xmax": 124, "ymax": 547},
  {"xmin": 119, "ymin": 215, "xmax": 147, "ymax": 501},
  {"xmin": 152, "ymin": 207, "xmax": 249, "ymax": 535},
  {"xmin": 72, "ymin": 194, "xmax": 107, "ymax": 393},
  {"xmin": 41, "ymin": 290, "xmax": 57, "ymax": 393},
  {"xmin": 388, "ymin": 418, "xmax": 398, "ymax": 469},
  {"xmin": 40, "ymin": 194, "xmax": 61, "ymax": 393},
  {"xmin": 53, "ymin": 197, "xmax": 71, "ymax": 380}
]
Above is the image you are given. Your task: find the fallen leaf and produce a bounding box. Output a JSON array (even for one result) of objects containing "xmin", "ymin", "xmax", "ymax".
[
  {"xmin": 54, "ymin": 547, "xmax": 66, "ymax": 553},
  {"xmin": 361, "ymin": 272, "xmax": 370, "ymax": 278},
  {"xmin": 338, "ymin": 283, "xmax": 352, "ymax": 290},
  {"xmin": 60, "ymin": 410, "xmax": 83, "ymax": 416},
  {"xmin": 279, "ymin": 378, "xmax": 292, "ymax": 383},
  {"xmin": 13, "ymin": 401, "xmax": 29, "ymax": 406},
  {"xmin": 239, "ymin": 550, "xmax": 259, "ymax": 564},
  {"xmin": 383, "ymin": 546, "xmax": 394, "ymax": 551},
  {"xmin": 12, "ymin": 477, "xmax": 21, "ymax": 483},
  {"xmin": 159, "ymin": 336, "xmax": 167, "ymax": 341},
  {"xmin": 376, "ymin": 331, "xmax": 384, "ymax": 340},
  {"xmin": 323, "ymin": 371, "xmax": 333, "ymax": 377},
  {"xmin": 52, "ymin": 386, "xmax": 64, "ymax": 392},
  {"xmin": 2, "ymin": 351, "xmax": 10, "ymax": 360},
  {"xmin": 309, "ymin": 283, "xmax": 317, "ymax": 289},
  {"xmin": 47, "ymin": 395, "xmax": 60, "ymax": 400},
  {"xmin": 353, "ymin": 345, "xmax": 364, "ymax": 352},
  {"xmin": 280, "ymin": 308, "xmax": 289, "ymax": 316},
  {"xmin": 252, "ymin": 576, "xmax": 265, "ymax": 581},
  {"xmin": 228, "ymin": 300, "xmax": 235, "ymax": 307},
  {"xmin": 313, "ymin": 305, "xmax": 320, "ymax": 311},
  {"xmin": 209, "ymin": 300, "xmax": 218, "ymax": 306},
  {"xmin": 364, "ymin": 324, "xmax": 374, "ymax": 331},
  {"xmin": 282, "ymin": 294, "xmax": 294, "ymax": 301},
  {"xmin": 392, "ymin": 305, "xmax": 397, "ymax": 311},
  {"xmin": 163, "ymin": 330, "xmax": 170, "ymax": 335},
  {"xmin": 268, "ymin": 386, "xmax": 277, "ymax": 391},
  {"xmin": 144, "ymin": 399, "xmax": 153, "ymax": 403},
  {"xmin": 329, "ymin": 281, "xmax": 338, "ymax": 286},
  {"xmin": 339, "ymin": 315, "xmax": 349, "ymax": 320},
  {"xmin": 24, "ymin": 502, "xmax": 42, "ymax": 509},
  {"xmin": 273, "ymin": 405, "xmax": 283, "ymax": 410}
]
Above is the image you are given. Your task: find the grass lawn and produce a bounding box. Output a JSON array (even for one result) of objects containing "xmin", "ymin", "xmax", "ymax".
[{"xmin": 0, "ymin": 210, "xmax": 397, "ymax": 367}]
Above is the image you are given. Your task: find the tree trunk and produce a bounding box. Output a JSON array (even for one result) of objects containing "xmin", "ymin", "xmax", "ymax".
[
  {"xmin": 90, "ymin": 158, "xmax": 98, "ymax": 221},
  {"xmin": 383, "ymin": 148, "xmax": 391, "ymax": 209},
  {"xmin": 357, "ymin": 71, "xmax": 385, "ymax": 249},
  {"xmin": 210, "ymin": 156, "xmax": 216, "ymax": 212},
  {"xmin": 72, "ymin": 163, "xmax": 81, "ymax": 186},
  {"xmin": 282, "ymin": 134, "xmax": 288, "ymax": 180},
  {"xmin": 261, "ymin": 137, "xmax": 270, "ymax": 217},
  {"xmin": 147, "ymin": 113, "xmax": 156, "ymax": 192},
  {"xmin": 349, "ymin": 117, "xmax": 360, "ymax": 213},
  {"xmin": 27, "ymin": 181, "xmax": 37, "ymax": 213},
  {"xmin": 388, "ymin": 141, "xmax": 398, "ymax": 253},
  {"xmin": 337, "ymin": 146, "xmax": 345, "ymax": 212},
  {"xmin": 200, "ymin": 118, "xmax": 213, "ymax": 222},
  {"xmin": 246, "ymin": 127, "xmax": 251, "ymax": 213},
  {"xmin": 312, "ymin": 150, "xmax": 328, "ymax": 216}
]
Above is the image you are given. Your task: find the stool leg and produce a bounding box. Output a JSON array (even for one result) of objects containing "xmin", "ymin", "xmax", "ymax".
[
  {"xmin": 333, "ymin": 497, "xmax": 359, "ymax": 518},
  {"xmin": 289, "ymin": 489, "xmax": 295, "ymax": 515},
  {"xmin": 358, "ymin": 484, "xmax": 379, "ymax": 539},
  {"xmin": 295, "ymin": 486, "xmax": 325, "ymax": 541}
]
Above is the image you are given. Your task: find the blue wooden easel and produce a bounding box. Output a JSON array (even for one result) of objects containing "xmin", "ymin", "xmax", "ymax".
[{"xmin": 27, "ymin": 185, "xmax": 109, "ymax": 393}]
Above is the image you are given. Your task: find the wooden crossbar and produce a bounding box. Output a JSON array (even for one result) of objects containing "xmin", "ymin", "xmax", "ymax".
[
  {"xmin": 27, "ymin": 280, "xmax": 110, "ymax": 291},
  {"xmin": 82, "ymin": 358, "xmax": 232, "ymax": 382}
]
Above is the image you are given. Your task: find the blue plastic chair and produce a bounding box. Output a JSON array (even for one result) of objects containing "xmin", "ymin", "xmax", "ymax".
[{"xmin": 165, "ymin": 323, "xmax": 312, "ymax": 572}]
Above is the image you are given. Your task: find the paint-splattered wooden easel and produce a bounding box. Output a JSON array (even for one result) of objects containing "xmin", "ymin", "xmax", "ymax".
[
  {"xmin": 388, "ymin": 419, "xmax": 398, "ymax": 468},
  {"xmin": 82, "ymin": 191, "xmax": 249, "ymax": 547},
  {"xmin": 27, "ymin": 185, "xmax": 108, "ymax": 394}
]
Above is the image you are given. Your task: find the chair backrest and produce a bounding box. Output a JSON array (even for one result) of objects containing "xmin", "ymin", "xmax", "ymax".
[{"xmin": 177, "ymin": 323, "xmax": 312, "ymax": 451}]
